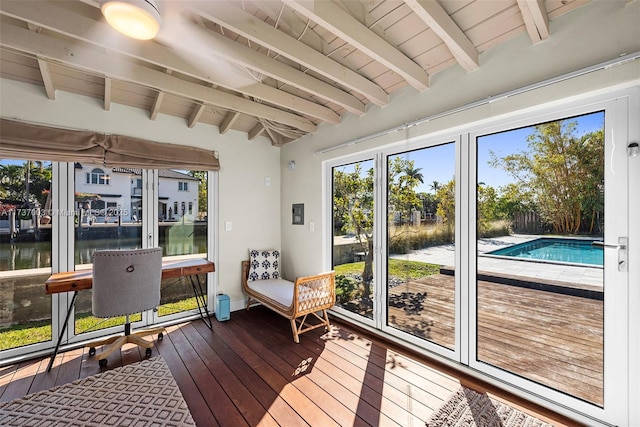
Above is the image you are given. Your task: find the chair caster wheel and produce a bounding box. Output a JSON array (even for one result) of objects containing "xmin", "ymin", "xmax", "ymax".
[
  {"xmin": 145, "ymin": 348, "xmax": 152, "ymax": 358},
  {"xmin": 158, "ymin": 332, "xmax": 163, "ymax": 341},
  {"xmin": 98, "ymin": 358, "xmax": 107, "ymax": 367},
  {"xmin": 89, "ymin": 347, "xmax": 96, "ymax": 356}
]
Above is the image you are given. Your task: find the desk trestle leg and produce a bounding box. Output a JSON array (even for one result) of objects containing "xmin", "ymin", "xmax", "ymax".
[{"xmin": 47, "ymin": 291, "xmax": 78, "ymax": 373}]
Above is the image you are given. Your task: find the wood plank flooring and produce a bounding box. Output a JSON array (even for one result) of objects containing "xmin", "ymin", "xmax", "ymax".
[
  {"xmin": 388, "ymin": 273, "xmax": 603, "ymax": 405},
  {"xmin": 0, "ymin": 306, "xmax": 582, "ymax": 426}
]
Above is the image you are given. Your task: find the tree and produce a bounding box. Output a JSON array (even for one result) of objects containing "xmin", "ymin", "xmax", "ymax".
[
  {"xmin": 333, "ymin": 158, "xmax": 425, "ymax": 305},
  {"xmin": 489, "ymin": 120, "xmax": 604, "ymax": 234},
  {"xmin": 333, "ymin": 163, "xmax": 374, "ymax": 299},
  {"xmin": 435, "ymin": 178, "xmax": 455, "ymax": 238},
  {"xmin": 388, "ymin": 158, "xmax": 422, "ymax": 226},
  {"xmin": 0, "ymin": 162, "xmax": 51, "ymax": 206},
  {"xmin": 188, "ymin": 171, "xmax": 208, "ymax": 218}
]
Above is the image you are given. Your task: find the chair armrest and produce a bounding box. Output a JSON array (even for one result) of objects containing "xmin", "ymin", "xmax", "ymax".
[{"xmin": 293, "ymin": 271, "xmax": 336, "ymax": 314}]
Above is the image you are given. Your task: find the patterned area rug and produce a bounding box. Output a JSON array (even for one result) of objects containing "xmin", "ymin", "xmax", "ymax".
[
  {"xmin": 426, "ymin": 387, "xmax": 552, "ymax": 427},
  {"xmin": 0, "ymin": 357, "xmax": 195, "ymax": 426}
]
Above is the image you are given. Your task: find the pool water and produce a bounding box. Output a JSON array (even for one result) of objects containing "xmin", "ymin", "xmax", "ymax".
[{"xmin": 486, "ymin": 238, "xmax": 604, "ymax": 266}]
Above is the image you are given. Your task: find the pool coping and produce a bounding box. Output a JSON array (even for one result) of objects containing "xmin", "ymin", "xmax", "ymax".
[{"xmin": 439, "ymin": 266, "xmax": 603, "ymax": 300}]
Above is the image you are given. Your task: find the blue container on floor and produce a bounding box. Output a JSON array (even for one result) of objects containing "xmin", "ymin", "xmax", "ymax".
[{"xmin": 215, "ymin": 294, "xmax": 230, "ymax": 321}]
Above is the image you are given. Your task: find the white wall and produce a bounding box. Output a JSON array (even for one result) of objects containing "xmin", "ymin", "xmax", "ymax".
[{"xmin": 0, "ymin": 79, "xmax": 281, "ymax": 307}]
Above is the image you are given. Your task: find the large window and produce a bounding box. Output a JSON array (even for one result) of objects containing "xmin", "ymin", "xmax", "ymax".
[
  {"xmin": 325, "ymin": 93, "xmax": 633, "ymax": 424},
  {"xmin": 74, "ymin": 164, "xmax": 143, "ymax": 336},
  {"xmin": 474, "ymin": 111, "xmax": 605, "ymax": 405},
  {"xmin": 331, "ymin": 159, "xmax": 375, "ymax": 321},
  {"xmin": 386, "ymin": 143, "xmax": 456, "ymax": 350},
  {"xmin": 158, "ymin": 170, "xmax": 208, "ymax": 318},
  {"xmin": 0, "ymin": 161, "xmax": 214, "ymax": 360},
  {"xmin": 0, "ymin": 159, "xmax": 53, "ymax": 352}
]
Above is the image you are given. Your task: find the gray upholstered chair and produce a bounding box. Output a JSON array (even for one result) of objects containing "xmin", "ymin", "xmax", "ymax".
[{"xmin": 87, "ymin": 248, "xmax": 165, "ymax": 367}]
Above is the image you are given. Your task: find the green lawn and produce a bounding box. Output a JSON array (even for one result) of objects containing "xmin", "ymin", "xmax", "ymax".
[
  {"xmin": 334, "ymin": 258, "xmax": 440, "ymax": 280},
  {"xmin": 0, "ymin": 297, "xmax": 202, "ymax": 351}
]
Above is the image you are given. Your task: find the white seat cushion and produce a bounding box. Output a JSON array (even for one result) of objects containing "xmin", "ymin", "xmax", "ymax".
[{"xmin": 247, "ymin": 278, "xmax": 294, "ymax": 307}]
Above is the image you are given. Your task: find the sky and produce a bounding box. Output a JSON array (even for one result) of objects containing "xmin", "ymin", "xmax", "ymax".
[
  {"xmin": 5, "ymin": 112, "xmax": 604, "ymax": 194},
  {"xmin": 335, "ymin": 110, "xmax": 605, "ymax": 194}
]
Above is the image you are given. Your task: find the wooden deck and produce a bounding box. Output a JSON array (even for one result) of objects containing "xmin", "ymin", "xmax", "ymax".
[
  {"xmin": 388, "ymin": 273, "xmax": 603, "ymax": 405},
  {"xmin": 0, "ymin": 306, "xmax": 581, "ymax": 426}
]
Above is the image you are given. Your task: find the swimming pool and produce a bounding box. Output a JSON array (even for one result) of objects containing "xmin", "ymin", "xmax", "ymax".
[{"xmin": 486, "ymin": 238, "xmax": 604, "ymax": 267}]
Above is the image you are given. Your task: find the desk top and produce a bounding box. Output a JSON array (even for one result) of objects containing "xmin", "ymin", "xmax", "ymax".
[{"xmin": 45, "ymin": 258, "xmax": 214, "ymax": 294}]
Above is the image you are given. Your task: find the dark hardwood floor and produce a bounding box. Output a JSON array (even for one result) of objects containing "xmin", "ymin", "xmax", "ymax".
[{"xmin": 1, "ymin": 307, "xmax": 583, "ymax": 426}]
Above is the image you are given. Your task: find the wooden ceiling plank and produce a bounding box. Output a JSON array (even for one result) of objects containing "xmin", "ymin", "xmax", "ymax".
[
  {"xmin": 517, "ymin": 0, "xmax": 550, "ymax": 42},
  {"xmin": 248, "ymin": 123, "xmax": 266, "ymax": 140},
  {"xmin": 403, "ymin": 0, "xmax": 479, "ymax": 72},
  {"xmin": 283, "ymin": 0, "xmax": 429, "ymax": 91},
  {"xmin": 0, "ymin": 0, "xmax": 338, "ymax": 124},
  {"xmin": 188, "ymin": 103, "xmax": 207, "ymax": 128},
  {"xmin": 220, "ymin": 111, "xmax": 240, "ymax": 134},
  {"xmin": 104, "ymin": 76, "xmax": 112, "ymax": 111},
  {"xmin": 0, "ymin": 22, "xmax": 316, "ymax": 133},
  {"xmin": 190, "ymin": 1, "xmax": 389, "ymax": 107},
  {"xmin": 36, "ymin": 58, "xmax": 55, "ymax": 100}
]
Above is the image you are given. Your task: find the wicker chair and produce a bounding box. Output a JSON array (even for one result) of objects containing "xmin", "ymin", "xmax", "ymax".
[{"xmin": 241, "ymin": 254, "xmax": 335, "ymax": 343}]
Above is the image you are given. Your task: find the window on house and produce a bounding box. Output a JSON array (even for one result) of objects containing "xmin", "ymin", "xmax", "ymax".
[
  {"xmin": 188, "ymin": 202, "xmax": 193, "ymax": 214},
  {"xmin": 178, "ymin": 181, "xmax": 188, "ymax": 191},
  {"xmin": 86, "ymin": 168, "xmax": 109, "ymax": 185}
]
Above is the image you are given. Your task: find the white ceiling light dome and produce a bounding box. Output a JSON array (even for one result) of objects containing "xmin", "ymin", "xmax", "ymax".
[{"xmin": 100, "ymin": 0, "xmax": 161, "ymax": 40}]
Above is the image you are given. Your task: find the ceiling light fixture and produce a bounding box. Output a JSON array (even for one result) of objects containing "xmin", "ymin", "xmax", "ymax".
[{"xmin": 100, "ymin": 0, "xmax": 161, "ymax": 40}]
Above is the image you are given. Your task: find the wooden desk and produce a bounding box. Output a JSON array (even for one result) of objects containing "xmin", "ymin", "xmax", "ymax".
[{"xmin": 45, "ymin": 258, "xmax": 214, "ymax": 372}]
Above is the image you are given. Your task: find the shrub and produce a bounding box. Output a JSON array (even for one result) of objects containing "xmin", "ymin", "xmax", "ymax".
[{"xmin": 335, "ymin": 274, "xmax": 359, "ymax": 304}]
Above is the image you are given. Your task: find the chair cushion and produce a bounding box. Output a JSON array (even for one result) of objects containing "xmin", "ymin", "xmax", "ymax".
[
  {"xmin": 246, "ymin": 278, "xmax": 293, "ymax": 307},
  {"xmin": 248, "ymin": 249, "xmax": 280, "ymax": 281}
]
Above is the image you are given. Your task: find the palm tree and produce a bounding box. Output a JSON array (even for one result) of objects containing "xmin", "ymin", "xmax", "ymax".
[
  {"xmin": 403, "ymin": 166, "xmax": 424, "ymax": 184},
  {"xmin": 429, "ymin": 180, "xmax": 440, "ymax": 193}
]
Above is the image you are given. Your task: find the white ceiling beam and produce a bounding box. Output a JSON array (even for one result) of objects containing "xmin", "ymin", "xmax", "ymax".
[
  {"xmin": 0, "ymin": 22, "xmax": 316, "ymax": 133},
  {"xmin": 104, "ymin": 77, "xmax": 111, "ymax": 111},
  {"xmin": 517, "ymin": 0, "xmax": 550, "ymax": 43},
  {"xmin": 190, "ymin": 1, "xmax": 389, "ymax": 107},
  {"xmin": 150, "ymin": 91, "xmax": 164, "ymax": 120},
  {"xmin": 183, "ymin": 23, "xmax": 364, "ymax": 117},
  {"xmin": 0, "ymin": 0, "xmax": 338, "ymax": 125},
  {"xmin": 220, "ymin": 112, "xmax": 240, "ymax": 134},
  {"xmin": 403, "ymin": 0, "xmax": 479, "ymax": 72},
  {"xmin": 283, "ymin": 0, "xmax": 429, "ymax": 91},
  {"xmin": 248, "ymin": 123, "xmax": 265, "ymax": 140},
  {"xmin": 188, "ymin": 103, "xmax": 207, "ymax": 128},
  {"xmin": 36, "ymin": 59, "xmax": 55, "ymax": 100}
]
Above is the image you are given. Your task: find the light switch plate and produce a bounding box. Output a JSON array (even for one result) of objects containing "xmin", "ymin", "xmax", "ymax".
[
  {"xmin": 309, "ymin": 221, "xmax": 315, "ymax": 232},
  {"xmin": 264, "ymin": 177, "xmax": 271, "ymax": 186},
  {"xmin": 225, "ymin": 221, "xmax": 232, "ymax": 231}
]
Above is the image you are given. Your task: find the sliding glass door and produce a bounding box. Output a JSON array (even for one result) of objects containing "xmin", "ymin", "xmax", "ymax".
[
  {"xmin": 470, "ymin": 102, "xmax": 629, "ymax": 422},
  {"xmin": 384, "ymin": 141, "xmax": 458, "ymax": 356},
  {"xmin": 155, "ymin": 169, "xmax": 209, "ymax": 322},
  {"xmin": 326, "ymin": 92, "xmax": 632, "ymax": 425},
  {"xmin": 331, "ymin": 159, "xmax": 376, "ymax": 323}
]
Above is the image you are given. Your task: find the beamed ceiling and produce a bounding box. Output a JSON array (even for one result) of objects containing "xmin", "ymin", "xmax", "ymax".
[{"xmin": 0, "ymin": 0, "xmax": 589, "ymax": 146}]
